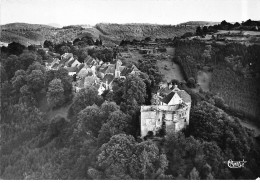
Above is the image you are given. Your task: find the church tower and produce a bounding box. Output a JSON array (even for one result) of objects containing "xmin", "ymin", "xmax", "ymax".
[{"xmin": 115, "ymin": 59, "xmax": 122, "ymax": 78}]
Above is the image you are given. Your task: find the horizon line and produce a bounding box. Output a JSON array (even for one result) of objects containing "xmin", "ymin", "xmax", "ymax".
[{"xmin": 2, "ymin": 19, "xmax": 255, "ymax": 27}]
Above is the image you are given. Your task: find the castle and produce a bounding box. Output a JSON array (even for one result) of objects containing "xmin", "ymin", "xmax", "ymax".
[{"xmin": 140, "ymin": 84, "xmax": 191, "ymax": 137}]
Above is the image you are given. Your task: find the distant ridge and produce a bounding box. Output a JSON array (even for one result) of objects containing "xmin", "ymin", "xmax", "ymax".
[
  {"xmin": 0, "ymin": 22, "xmax": 196, "ymax": 46},
  {"xmin": 94, "ymin": 23, "xmax": 195, "ymax": 40},
  {"xmin": 1, "ymin": 22, "xmax": 55, "ymax": 30},
  {"xmin": 48, "ymin": 23, "xmax": 62, "ymax": 28},
  {"xmin": 177, "ymin": 21, "xmax": 220, "ymax": 27}
]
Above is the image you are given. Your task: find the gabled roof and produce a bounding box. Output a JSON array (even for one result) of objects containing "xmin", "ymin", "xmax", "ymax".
[
  {"xmin": 177, "ymin": 90, "xmax": 191, "ymax": 103},
  {"xmin": 120, "ymin": 67, "xmax": 132, "ymax": 76},
  {"xmin": 105, "ymin": 64, "xmax": 115, "ymax": 74},
  {"xmin": 51, "ymin": 63, "xmax": 59, "ymax": 69},
  {"xmin": 102, "ymin": 74, "xmax": 114, "ymax": 85},
  {"xmin": 158, "ymin": 87, "xmax": 172, "ymax": 96},
  {"xmin": 131, "ymin": 65, "xmax": 140, "ymax": 72},
  {"xmin": 161, "ymin": 92, "xmax": 175, "ymax": 104},
  {"xmin": 65, "ymin": 59, "xmax": 75, "ymax": 67},
  {"xmin": 61, "ymin": 53, "xmax": 73, "ymax": 59},
  {"xmin": 119, "ymin": 66, "xmax": 126, "ymax": 72},
  {"xmin": 66, "ymin": 66, "xmax": 78, "ymax": 73},
  {"xmin": 161, "ymin": 89, "xmax": 191, "ymax": 104},
  {"xmin": 84, "ymin": 55, "xmax": 92, "ymax": 63},
  {"xmin": 85, "ymin": 57, "xmax": 95, "ymax": 65},
  {"xmin": 76, "ymin": 63, "xmax": 85, "ymax": 74},
  {"xmin": 77, "ymin": 68, "xmax": 89, "ymax": 78},
  {"xmin": 59, "ymin": 58, "xmax": 67, "ymax": 65},
  {"xmin": 99, "ymin": 66, "xmax": 108, "ymax": 74}
]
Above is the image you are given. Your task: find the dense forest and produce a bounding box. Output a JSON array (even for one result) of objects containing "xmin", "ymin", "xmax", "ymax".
[{"xmin": 1, "ymin": 33, "xmax": 260, "ymax": 179}]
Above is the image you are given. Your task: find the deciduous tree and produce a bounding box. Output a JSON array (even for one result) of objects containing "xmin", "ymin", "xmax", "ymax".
[
  {"xmin": 47, "ymin": 79, "xmax": 65, "ymax": 108},
  {"xmin": 77, "ymin": 105, "xmax": 104, "ymax": 137}
]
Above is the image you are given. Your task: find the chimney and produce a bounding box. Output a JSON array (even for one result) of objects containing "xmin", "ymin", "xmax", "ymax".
[
  {"xmin": 169, "ymin": 83, "xmax": 173, "ymax": 89},
  {"xmin": 105, "ymin": 80, "xmax": 108, "ymax": 90}
]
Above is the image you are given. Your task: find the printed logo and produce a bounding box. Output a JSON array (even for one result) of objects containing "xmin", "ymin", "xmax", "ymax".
[{"xmin": 224, "ymin": 159, "xmax": 247, "ymax": 168}]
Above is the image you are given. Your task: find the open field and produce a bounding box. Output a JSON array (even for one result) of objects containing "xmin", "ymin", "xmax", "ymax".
[
  {"xmin": 119, "ymin": 49, "xmax": 144, "ymax": 66},
  {"xmin": 157, "ymin": 47, "xmax": 185, "ymax": 82},
  {"xmin": 157, "ymin": 58, "xmax": 185, "ymax": 83}
]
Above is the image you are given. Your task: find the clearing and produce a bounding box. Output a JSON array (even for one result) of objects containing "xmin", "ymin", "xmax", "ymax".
[
  {"xmin": 39, "ymin": 94, "xmax": 71, "ymax": 120},
  {"xmin": 157, "ymin": 47, "xmax": 185, "ymax": 82}
]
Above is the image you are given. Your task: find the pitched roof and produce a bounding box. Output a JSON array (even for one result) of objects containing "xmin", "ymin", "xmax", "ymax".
[
  {"xmin": 85, "ymin": 57, "xmax": 95, "ymax": 65},
  {"xmin": 120, "ymin": 67, "xmax": 132, "ymax": 76},
  {"xmin": 161, "ymin": 90, "xmax": 191, "ymax": 104},
  {"xmin": 119, "ymin": 66, "xmax": 126, "ymax": 72},
  {"xmin": 61, "ymin": 53, "xmax": 73, "ymax": 59},
  {"xmin": 84, "ymin": 55, "xmax": 92, "ymax": 63},
  {"xmin": 66, "ymin": 66, "xmax": 78, "ymax": 73},
  {"xmin": 102, "ymin": 74, "xmax": 114, "ymax": 85},
  {"xmin": 158, "ymin": 87, "xmax": 172, "ymax": 96},
  {"xmin": 131, "ymin": 65, "xmax": 140, "ymax": 72},
  {"xmin": 105, "ymin": 64, "xmax": 115, "ymax": 74},
  {"xmin": 65, "ymin": 59, "xmax": 75, "ymax": 67},
  {"xmin": 76, "ymin": 63, "xmax": 85, "ymax": 74},
  {"xmin": 161, "ymin": 92, "xmax": 175, "ymax": 104},
  {"xmin": 51, "ymin": 63, "xmax": 59, "ymax": 69},
  {"xmin": 177, "ymin": 90, "xmax": 191, "ymax": 103},
  {"xmin": 59, "ymin": 58, "xmax": 67, "ymax": 65},
  {"xmin": 77, "ymin": 68, "xmax": 89, "ymax": 78},
  {"xmin": 71, "ymin": 59, "xmax": 80, "ymax": 67}
]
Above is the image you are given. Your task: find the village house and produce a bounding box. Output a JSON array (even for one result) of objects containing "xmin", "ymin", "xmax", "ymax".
[
  {"xmin": 45, "ymin": 58, "xmax": 61, "ymax": 70},
  {"xmin": 60, "ymin": 53, "xmax": 141, "ymax": 95},
  {"xmin": 140, "ymin": 85, "xmax": 191, "ymax": 138}
]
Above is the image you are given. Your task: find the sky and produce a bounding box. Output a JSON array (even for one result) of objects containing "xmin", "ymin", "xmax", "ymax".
[{"xmin": 0, "ymin": 0, "xmax": 260, "ymax": 26}]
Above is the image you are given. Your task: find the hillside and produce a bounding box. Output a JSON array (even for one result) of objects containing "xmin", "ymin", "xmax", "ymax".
[
  {"xmin": 1, "ymin": 23, "xmax": 55, "ymax": 31},
  {"xmin": 0, "ymin": 30, "xmax": 45, "ymax": 46},
  {"xmin": 0, "ymin": 22, "xmax": 196, "ymax": 46},
  {"xmin": 95, "ymin": 23, "xmax": 195, "ymax": 40}
]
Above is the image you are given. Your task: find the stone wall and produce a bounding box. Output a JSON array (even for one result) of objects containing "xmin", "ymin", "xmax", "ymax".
[{"xmin": 140, "ymin": 104, "xmax": 191, "ymax": 137}]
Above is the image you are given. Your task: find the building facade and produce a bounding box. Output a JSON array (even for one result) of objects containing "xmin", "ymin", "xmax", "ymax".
[{"xmin": 140, "ymin": 85, "xmax": 191, "ymax": 137}]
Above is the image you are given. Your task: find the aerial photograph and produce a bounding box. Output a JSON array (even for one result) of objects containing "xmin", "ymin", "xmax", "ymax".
[{"xmin": 0, "ymin": 0, "xmax": 260, "ymax": 180}]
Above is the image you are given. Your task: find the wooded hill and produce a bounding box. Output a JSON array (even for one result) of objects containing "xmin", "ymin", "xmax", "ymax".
[{"xmin": 0, "ymin": 22, "xmax": 196, "ymax": 46}]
